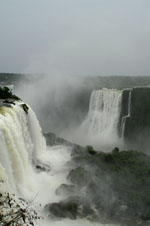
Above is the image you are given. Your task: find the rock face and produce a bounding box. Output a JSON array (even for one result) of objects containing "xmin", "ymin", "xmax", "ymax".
[
  {"xmin": 44, "ymin": 132, "xmax": 73, "ymax": 147},
  {"xmin": 120, "ymin": 87, "xmax": 150, "ymax": 151},
  {"xmin": 46, "ymin": 199, "xmax": 79, "ymax": 220}
]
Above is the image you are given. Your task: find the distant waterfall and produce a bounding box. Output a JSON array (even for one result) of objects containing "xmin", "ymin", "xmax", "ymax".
[
  {"xmin": 121, "ymin": 90, "xmax": 132, "ymax": 137},
  {"xmin": 76, "ymin": 89, "xmax": 123, "ymax": 149},
  {"xmin": 82, "ymin": 89, "xmax": 123, "ymax": 136},
  {"xmin": 0, "ymin": 102, "xmax": 46, "ymax": 197}
]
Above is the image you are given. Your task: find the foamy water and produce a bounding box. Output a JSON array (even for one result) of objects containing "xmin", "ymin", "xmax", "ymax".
[{"xmin": 35, "ymin": 145, "xmax": 72, "ymax": 205}]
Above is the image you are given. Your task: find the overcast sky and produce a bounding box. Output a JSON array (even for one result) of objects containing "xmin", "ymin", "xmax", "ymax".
[{"xmin": 0, "ymin": 0, "xmax": 150, "ymax": 76}]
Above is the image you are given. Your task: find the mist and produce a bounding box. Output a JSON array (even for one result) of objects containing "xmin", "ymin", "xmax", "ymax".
[
  {"xmin": 14, "ymin": 75, "xmax": 126, "ymax": 152},
  {"xmin": 15, "ymin": 75, "xmax": 89, "ymax": 135}
]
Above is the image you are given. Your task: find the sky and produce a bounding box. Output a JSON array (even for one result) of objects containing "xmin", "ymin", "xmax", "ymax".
[{"xmin": 0, "ymin": 0, "xmax": 150, "ymax": 76}]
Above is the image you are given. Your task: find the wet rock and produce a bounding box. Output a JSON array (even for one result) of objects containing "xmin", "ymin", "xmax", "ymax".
[
  {"xmin": 46, "ymin": 196, "xmax": 95, "ymax": 220},
  {"xmin": 21, "ymin": 104, "xmax": 29, "ymax": 114},
  {"xmin": 55, "ymin": 184, "xmax": 76, "ymax": 196},
  {"xmin": 3, "ymin": 99, "xmax": 15, "ymax": 105},
  {"xmin": 44, "ymin": 132, "xmax": 73, "ymax": 147},
  {"xmin": 46, "ymin": 200, "xmax": 78, "ymax": 219},
  {"xmin": 35, "ymin": 160, "xmax": 51, "ymax": 172}
]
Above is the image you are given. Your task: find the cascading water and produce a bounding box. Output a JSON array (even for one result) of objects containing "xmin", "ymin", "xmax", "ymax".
[
  {"xmin": 0, "ymin": 103, "xmax": 37, "ymax": 196},
  {"xmin": 0, "ymin": 100, "xmax": 118, "ymax": 226},
  {"xmin": 0, "ymin": 101, "xmax": 71, "ymax": 199},
  {"xmin": 78, "ymin": 89, "xmax": 123, "ymax": 149},
  {"xmin": 121, "ymin": 90, "xmax": 132, "ymax": 137}
]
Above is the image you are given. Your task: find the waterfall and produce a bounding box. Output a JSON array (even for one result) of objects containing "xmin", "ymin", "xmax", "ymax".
[
  {"xmin": 0, "ymin": 100, "xmax": 72, "ymax": 203},
  {"xmin": 0, "ymin": 102, "xmax": 46, "ymax": 197},
  {"xmin": 28, "ymin": 107, "xmax": 47, "ymax": 160},
  {"xmin": 77, "ymin": 89, "xmax": 123, "ymax": 149},
  {"xmin": 81, "ymin": 89, "xmax": 123, "ymax": 136},
  {"xmin": 0, "ymin": 99, "xmax": 119, "ymax": 226},
  {"xmin": 121, "ymin": 90, "xmax": 132, "ymax": 137}
]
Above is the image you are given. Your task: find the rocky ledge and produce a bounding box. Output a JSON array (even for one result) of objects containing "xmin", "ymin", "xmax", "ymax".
[{"xmin": 44, "ymin": 132, "xmax": 150, "ymax": 226}]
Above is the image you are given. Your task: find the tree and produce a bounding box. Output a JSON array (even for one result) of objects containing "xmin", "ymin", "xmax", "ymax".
[{"xmin": 0, "ymin": 192, "xmax": 40, "ymax": 226}]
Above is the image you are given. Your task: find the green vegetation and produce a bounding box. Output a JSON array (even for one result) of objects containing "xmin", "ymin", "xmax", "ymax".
[
  {"xmin": 0, "ymin": 87, "xmax": 29, "ymax": 114},
  {"xmin": 70, "ymin": 147, "xmax": 150, "ymax": 224},
  {"xmin": 0, "ymin": 87, "xmax": 20, "ymax": 100}
]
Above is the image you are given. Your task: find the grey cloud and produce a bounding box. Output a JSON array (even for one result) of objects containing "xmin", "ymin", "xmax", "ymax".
[{"xmin": 0, "ymin": 0, "xmax": 150, "ymax": 75}]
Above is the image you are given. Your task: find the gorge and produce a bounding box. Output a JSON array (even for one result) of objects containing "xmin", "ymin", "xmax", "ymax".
[{"xmin": 1, "ymin": 82, "xmax": 150, "ymax": 226}]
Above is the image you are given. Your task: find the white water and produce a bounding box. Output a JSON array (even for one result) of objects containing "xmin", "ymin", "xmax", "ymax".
[
  {"xmin": 0, "ymin": 103, "xmax": 36, "ymax": 196},
  {"xmin": 0, "ymin": 101, "xmax": 117, "ymax": 226},
  {"xmin": 75, "ymin": 89, "xmax": 123, "ymax": 150},
  {"xmin": 121, "ymin": 90, "xmax": 132, "ymax": 137}
]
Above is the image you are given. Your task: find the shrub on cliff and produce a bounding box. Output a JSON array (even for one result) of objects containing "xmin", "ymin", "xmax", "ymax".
[
  {"xmin": 0, "ymin": 87, "xmax": 20, "ymax": 100},
  {"xmin": 0, "ymin": 192, "xmax": 40, "ymax": 226}
]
